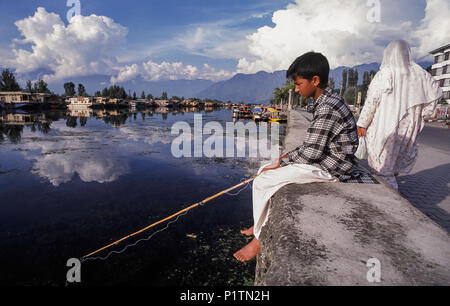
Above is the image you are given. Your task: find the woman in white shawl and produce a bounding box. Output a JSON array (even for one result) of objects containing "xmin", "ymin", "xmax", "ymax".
[{"xmin": 357, "ymin": 40, "xmax": 443, "ymax": 189}]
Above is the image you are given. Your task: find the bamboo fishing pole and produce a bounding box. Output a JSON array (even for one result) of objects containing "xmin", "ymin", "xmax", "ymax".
[{"xmin": 82, "ymin": 174, "xmax": 259, "ymax": 260}]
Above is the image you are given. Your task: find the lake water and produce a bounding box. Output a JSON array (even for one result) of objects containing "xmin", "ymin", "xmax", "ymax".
[{"xmin": 0, "ymin": 106, "xmax": 285, "ymax": 286}]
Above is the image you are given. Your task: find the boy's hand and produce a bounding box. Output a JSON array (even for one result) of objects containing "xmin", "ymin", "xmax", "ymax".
[
  {"xmin": 357, "ymin": 127, "xmax": 367, "ymax": 137},
  {"xmin": 260, "ymin": 154, "xmax": 288, "ymax": 174},
  {"xmin": 261, "ymin": 160, "xmax": 280, "ymax": 174}
]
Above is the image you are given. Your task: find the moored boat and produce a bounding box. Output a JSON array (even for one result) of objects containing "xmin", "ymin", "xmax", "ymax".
[{"xmin": 267, "ymin": 107, "xmax": 288, "ymax": 123}]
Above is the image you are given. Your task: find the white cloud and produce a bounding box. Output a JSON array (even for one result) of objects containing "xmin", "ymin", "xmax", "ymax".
[
  {"xmin": 237, "ymin": 0, "xmax": 450, "ymax": 74},
  {"xmin": 110, "ymin": 60, "xmax": 234, "ymax": 83},
  {"xmin": 7, "ymin": 7, "xmax": 235, "ymax": 84},
  {"xmin": 110, "ymin": 63, "xmax": 140, "ymax": 84},
  {"xmin": 142, "ymin": 61, "xmax": 198, "ymax": 81},
  {"xmin": 412, "ymin": 0, "xmax": 450, "ymax": 58},
  {"xmin": 19, "ymin": 122, "xmax": 130, "ymax": 187},
  {"xmin": 11, "ymin": 7, "xmax": 128, "ymax": 83},
  {"xmin": 174, "ymin": 23, "xmax": 251, "ymax": 60}
]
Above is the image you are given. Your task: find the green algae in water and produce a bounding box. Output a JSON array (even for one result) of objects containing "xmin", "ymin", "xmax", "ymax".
[{"xmin": 165, "ymin": 227, "xmax": 255, "ymax": 286}]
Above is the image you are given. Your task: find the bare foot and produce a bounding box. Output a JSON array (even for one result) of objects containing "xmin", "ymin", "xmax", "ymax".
[
  {"xmin": 240, "ymin": 226, "xmax": 254, "ymax": 236},
  {"xmin": 233, "ymin": 238, "xmax": 261, "ymax": 262}
]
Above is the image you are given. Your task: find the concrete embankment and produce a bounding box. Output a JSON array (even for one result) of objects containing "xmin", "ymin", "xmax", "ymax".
[{"xmin": 254, "ymin": 110, "xmax": 450, "ymax": 286}]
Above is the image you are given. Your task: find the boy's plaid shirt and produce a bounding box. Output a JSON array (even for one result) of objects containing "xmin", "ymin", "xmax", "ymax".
[{"xmin": 280, "ymin": 87, "xmax": 378, "ymax": 184}]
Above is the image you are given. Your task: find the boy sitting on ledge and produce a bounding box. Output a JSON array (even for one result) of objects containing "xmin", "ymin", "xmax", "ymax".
[{"xmin": 234, "ymin": 51, "xmax": 377, "ymax": 262}]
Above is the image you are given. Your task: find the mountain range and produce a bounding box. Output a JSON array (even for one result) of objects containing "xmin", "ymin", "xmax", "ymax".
[{"xmin": 7, "ymin": 61, "xmax": 432, "ymax": 104}]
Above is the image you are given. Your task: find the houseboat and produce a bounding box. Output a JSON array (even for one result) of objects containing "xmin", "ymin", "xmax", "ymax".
[
  {"xmin": 107, "ymin": 98, "xmax": 130, "ymax": 108},
  {"xmin": 68, "ymin": 97, "xmax": 93, "ymax": 107},
  {"xmin": 182, "ymin": 99, "xmax": 199, "ymax": 107},
  {"xmin": 134, "ymin": 99, "xmax": 150, "ymax": 108},
  {"xmin": 232, "ymin": 105, "xmax": 253, "ymax": 119},
  {"xmin": 155, "ymin": 99, "xmax": 173, "ymax": 107},
  {"xmin": 0, "ymin": 92, "xmax": 33, "ymax": 109}
]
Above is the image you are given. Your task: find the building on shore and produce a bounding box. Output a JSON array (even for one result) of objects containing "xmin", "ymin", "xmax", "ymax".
[
  {"xmin": 0, "ymin": 92, "xmax": 33, "ymax": 108},
  {"xmin": 430, "ymin": 43, "xmax": 450, "ymax": 103},
  {"xmin": 155, "ymin": 99, "xmax": 172, "ymax": 107},
  {"xmin": 94, "ymin": 97, "xmax": 108, "ymax": 104}
]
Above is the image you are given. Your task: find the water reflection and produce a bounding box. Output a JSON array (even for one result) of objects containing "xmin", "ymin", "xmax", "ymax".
[
  {"xmin": 0, "ymin": 105, "xmax": 286, "ymax": 285},
  {"xmin": 21, "ymin": 130, "xmax": 130, "ymax": 187}
]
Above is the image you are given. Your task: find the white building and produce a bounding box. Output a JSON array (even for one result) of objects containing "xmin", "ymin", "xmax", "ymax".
[
  {"xmin": 68, "ymin": 97, "xmax": 93, "ymax": 106},
  {"xmin": 430, "ymin": 44, "xmax": 450, "ymax": 103}
]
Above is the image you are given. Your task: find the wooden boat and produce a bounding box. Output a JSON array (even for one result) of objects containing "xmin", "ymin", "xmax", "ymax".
[
  {"xmin": 267, "ymin": 108, "xmax": 288, "ymax": 123},
  {"xmin": 232, "ymin": 105, "xmax": 253, "ymax": 119},
  {"xmin": 252, "ymin": 107, "xmax": 265, "ymax": 121}
]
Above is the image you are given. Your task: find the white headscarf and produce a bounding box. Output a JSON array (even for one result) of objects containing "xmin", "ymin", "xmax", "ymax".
[{"xmin": 366, "ymin": 40, "xmax": 443, "ymax": 158}]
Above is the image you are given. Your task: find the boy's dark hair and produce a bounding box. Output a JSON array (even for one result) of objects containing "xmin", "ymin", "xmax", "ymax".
[{"xmin": 286, "ymin": 52, "xmax": 330, "ymax": 88}]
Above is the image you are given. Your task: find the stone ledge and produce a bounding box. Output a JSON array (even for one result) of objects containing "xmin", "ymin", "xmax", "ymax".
[{"xmin": 255, "ymin": 182, "xmax": 450, "ymax": 285}]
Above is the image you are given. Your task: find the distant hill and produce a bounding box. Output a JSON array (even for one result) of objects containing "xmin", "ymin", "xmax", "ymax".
[
  {"xmin": 126, "ymin": 78, "xmax": 214, "ymax": 98},
  {"xmin": 196, "ymin": 70, "xmax": 287, "ymax": 104},
  {"xmin": 195, "ymin": 61, "xmax": 433, "ymax": 104}
]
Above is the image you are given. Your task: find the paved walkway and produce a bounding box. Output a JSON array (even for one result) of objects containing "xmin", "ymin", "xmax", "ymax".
[
  {"xmin": 397, "ymin": 128, "xmax": 450, "ymax": 233},
  {"xmin": 296, "ymin": 109, "xmax": 450, "ymax": 233}
]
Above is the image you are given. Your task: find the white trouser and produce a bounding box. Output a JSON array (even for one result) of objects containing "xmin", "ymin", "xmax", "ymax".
[{"xmin": 252, "ymin": 163, "xmax": 338, "ymax": 239}]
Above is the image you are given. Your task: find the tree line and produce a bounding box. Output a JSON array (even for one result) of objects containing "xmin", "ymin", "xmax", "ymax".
[
  {"xmin": 0, "ymin": 69, "xmax": 194, "ymax": 101},
  {"xmin": 0, "ymin": 69, "xmax": 51, "ymax": 94},
  {"xmin": 272, "ymin": 69, "xmax": 378, "ymax": 107},
  {"xmin": 340, "ymin": 68, "xmax": 377, "ymax": 105}
]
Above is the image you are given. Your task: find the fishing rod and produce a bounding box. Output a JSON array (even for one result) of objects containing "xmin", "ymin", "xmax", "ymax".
[{"xmin": 82, "ymin": 174, "xmax": 259, "ymax": 260}]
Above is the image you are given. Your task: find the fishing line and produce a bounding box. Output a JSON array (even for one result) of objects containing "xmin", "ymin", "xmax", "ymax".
[{"xmin": 79, "ymin": 174, "xmax": 258, "ymax": 261}]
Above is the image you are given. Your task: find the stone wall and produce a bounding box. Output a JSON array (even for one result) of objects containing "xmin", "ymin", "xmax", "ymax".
[{"xmin": 254, "ymin": 110, "xmax": 450, "ymax": 286}]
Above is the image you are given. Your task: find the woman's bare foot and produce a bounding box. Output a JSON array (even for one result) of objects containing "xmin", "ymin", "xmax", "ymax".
[
  {"xmin": 240, "ymin": 226, "xmax": 254, "ymax": 236},
  {"xmin": 233, "ymin": 238, "xmax": 261, "ymax": 262}
]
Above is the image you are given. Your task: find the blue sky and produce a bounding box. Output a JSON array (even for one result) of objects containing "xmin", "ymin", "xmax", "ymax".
[
  {"xmin": 0, "ymin": 0, "xmax": 290, "ymax": 72},
  {"xmin": 0, "ymin": 0, "xmax": 448, "ymax": 86}
]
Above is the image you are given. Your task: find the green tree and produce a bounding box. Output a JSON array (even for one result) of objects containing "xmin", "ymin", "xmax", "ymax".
[
  {"xmin": 161, "ymin": 91, "xmax": 168, "ymax": 100},
  {"xmin": 347, "ymin": 69, "xmax": 359, "ymax": 88},
  {"xmin": 343, "ymin": 87, "xmax": 357, "ymax": 105},
  {"xmin": 147, "ymin": 93, "xmax": 153, "ymax": 100},
  {"xmin": 361, "ymin": 71, "xmax": 371, "ymax": 105},
  {"xmin": 133, "ymin": 91, "xmax": 137, "ymax": 100},
  {"xmin": 64, "ymin": 82, "xmax": 76, "ymax": 97},
  {"xmin": 141, "ymin": 91, "xmax": 146, "ymax": 99},
  {"xmin": 35, "ymin": 80, "xmax": 50, "ymax": 93},
  {"xmin": 329, "ymin": 77, "xmax": 335, "ymax": 90},
  {"xmin": 0, "ymin": 69, "xmax": 21, "ymax": 92},
  {"xmin": 78, "ymin": 83, "xmax": 86, "ymax": 97},
  {"xmin": 271, "ymin": 81, "xmax": 295, "ymax": 105},
  {"xmin": 341, "ymin": 69, "xmax": 348, "ymax": 95},
  {"xmin": 102, "ymin": 87, "xmax": 109, "ymax": 97},
  {"xmin": 26, "ymin": 80, "xmax": 33, "ymax": 93}
]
